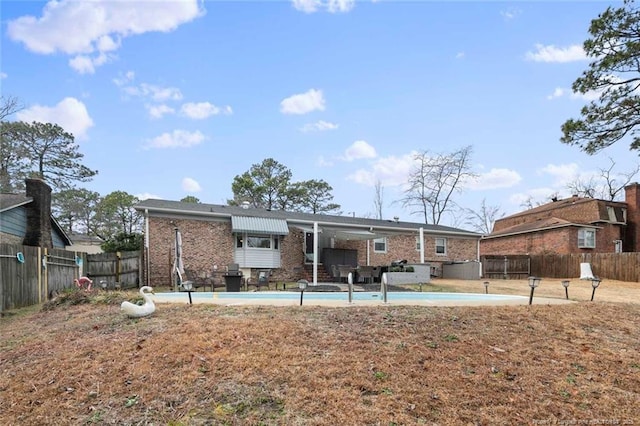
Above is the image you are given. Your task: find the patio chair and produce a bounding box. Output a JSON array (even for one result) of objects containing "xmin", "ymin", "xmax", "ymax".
[
  {"xmin": 338, "ymin": 265, "xmax": 353, "ymax": 283},
  {"xmin": 357, "ymin": 266, "xmax": 375, "ymax": 284},
  {"xmin": 247, "ymin": 269, "xmax": 272, "ymax": 291},
  {"xmin": 183, "ymin": 268, "xmax": 213, "ymax": 292}
]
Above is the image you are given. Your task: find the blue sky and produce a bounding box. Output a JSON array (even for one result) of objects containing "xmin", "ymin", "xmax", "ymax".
[{"xmin": 2, "ymin": 0, "xmax": 638, "ymax": 228}]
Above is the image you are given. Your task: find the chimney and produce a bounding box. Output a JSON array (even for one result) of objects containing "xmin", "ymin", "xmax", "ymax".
[
  {"xmin": 22, "ymin": 178, "xmax": 53, "ymax": 248},
  {"xmin": 624, "ymin": 182, "xmax": 640, "ymax": 252}
]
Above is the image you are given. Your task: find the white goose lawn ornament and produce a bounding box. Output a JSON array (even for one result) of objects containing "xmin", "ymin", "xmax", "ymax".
[{"xmin": 121, "ymin": 286, "xmax": 156, "ymax": 318}]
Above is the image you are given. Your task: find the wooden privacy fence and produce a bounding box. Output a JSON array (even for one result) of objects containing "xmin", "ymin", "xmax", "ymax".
[
  {"xmin": 480, "ymin": 255, "xmax": 531, "ymax": 280},
  {"xmin": 530, "ymin": 252, "xmax": 640, "ymax": 282},
  {"xmin": 1, "ymin": 243, "xmax": 141, "ymax": 312},
  {"xmin": 85, "ymin": 251, "xmax": 140, "ymax": 290},
  {"xmin": 0, "ymin": 243, "xmax": 82, "ymax": 312},
  {"xmin": 481, "ymin": 253, "xmax": 640, "ymax": 282}
]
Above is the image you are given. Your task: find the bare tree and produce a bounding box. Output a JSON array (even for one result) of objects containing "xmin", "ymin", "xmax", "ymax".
[
  {"xmin": 566, "ymin": 157, "xmax": 640, "ymax": 200},
  {"xmin": 0, "ymin": 95, "xmax": 23, "ymax": 122},
  {"xmin": 465, "ymin": 198, "xmax": 504, "ymax": 235},
  {"xmin": 373, "ymin": 179, "xmax": 384, "ymax": 219},
  {"xmin": 400, "ymin": 145, "xmax": 476, "ymax": 225}
]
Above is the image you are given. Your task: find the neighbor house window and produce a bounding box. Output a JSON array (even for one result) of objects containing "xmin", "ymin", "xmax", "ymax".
[
  {"xmin": 374, "ymin": 237, "xmax": 387, "ymax": 253},
  {"xmin": 578, "ymin": 229, "xmax": 596, "ymax": 248},
  {"xmin": 435, "ymin": 238, "xmax": 447, "ymax": 255},
  {"xmin": 415, "ymin": 236, "xmax": 421, "ymax": 251}
]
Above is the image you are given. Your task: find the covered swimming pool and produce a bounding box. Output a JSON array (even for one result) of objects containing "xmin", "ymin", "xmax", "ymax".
[{"xmin": 150, "ymin": 290, "xmax": 565, "ymax": 307}]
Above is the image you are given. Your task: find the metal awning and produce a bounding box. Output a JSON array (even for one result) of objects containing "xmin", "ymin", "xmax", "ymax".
[{"xmin": 231, "ymin": 216, "xmax": 289, "ymax": 235}]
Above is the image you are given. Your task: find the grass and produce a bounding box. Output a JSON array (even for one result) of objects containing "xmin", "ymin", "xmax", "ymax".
[{"xmin": 0, "ymin": 287, "xmax": 639, "ymax": 425}]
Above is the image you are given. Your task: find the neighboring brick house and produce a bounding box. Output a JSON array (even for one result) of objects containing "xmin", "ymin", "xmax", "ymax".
[
  {"xmin": 481, "ymin": 183, "xmax": 640, "ymax": 255},
  {"xmin": 0, "ymin": 178, "xmax": 71, "ymax": 248},
  {"xmin": 134, "ymin": 199, "xmax": 481, "ymax": 287}
]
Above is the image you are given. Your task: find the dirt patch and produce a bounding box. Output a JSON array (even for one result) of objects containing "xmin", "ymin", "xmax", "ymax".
[{"xmin": 1, "ymin": 283, "xmax": 639, "ymax": 425}]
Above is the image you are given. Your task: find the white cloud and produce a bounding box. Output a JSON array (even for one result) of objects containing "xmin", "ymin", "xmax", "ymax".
[
  {"xmin": 1, "ymin": 72, "xmax": 8, "ymax": 79},
  {"xmin": 182, "ymin": 177, "xmax": 202, "ymax": 192},
  {"xmin": 348, "ymin": 152, "xmax": 416, "ymax": 187},
  {"xmin": 508, "ymin": 187, "xmax": 557, "ymax": 207},
  {"xmin": 467, "ymin": 168, "xmax": 522, "ymax": 190},
  {"xmin": 280, "ymin": 89, "xmax": 325, "ymax": 115},
  {"xmin": 547, "ymin": 87, "xmax": 565, "ymax": 100},
  {"xmin": 525, "ymin": 44, "xmax": 587, "ymax": 63},
  {"xmin": 16, "ymin": 97, "xmax": 94, "ymax": 139},
  {"xmin": 343, "ymin": 140, "xmax": 377, "ymax": 161},
  {"xmin": 144, "ymin": 130, "xmax": 206, "ymax": 149},
  {"xmin": 538, "ymin": 162, "xmax": 579, "ymax": 186},
  {"xmin": 292, "ymin": 0, "xmax": 354, "ymax": 13},
  {"xmin": 69, "ymin": 52, "xmax": 111, "ymax": 74},
  {"xmin": 180, "ymin": 102, "xmax": 233, "ymax": 119},
  {"xmin": 500, "ymin": 8, "xmax": 521, "ymax": 21},
  {"xmin": 124, "ymin": 83, "xmax": 183, "ymax": 102},
  {"xmin": 147, "ymin": 104, "xmax": 175, "ymax": 119},
  {"xmin": 113, "ymin": 70, "xmax": 135, "ymax": 87},
  {"xmin": 327, "ymin": 0, "xmax": 355, "ymax": 13},
  {"xmin": 136, "ymin": 192, "xmax": 161, "ymax": 201},
  {"xmin": 300, "ymin": 120, "xmax": 338, "ymax": 132},
  {"xmin": 7, "ymin": 0, "xmax": 204, "ymax": 73},
  {"xmin": 455, "ymin": 52, "xmax": 465, "ymax": 59}
]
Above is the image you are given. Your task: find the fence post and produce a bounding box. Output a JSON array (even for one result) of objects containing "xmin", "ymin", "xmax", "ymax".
[
  {"xmin": 43, "ymin": 247, "xmax": 48, "ymax": 300},
  {"xmin": 116, "ymin": 251, "xmax": 121, "ymax": 283},
  {"xmin": 503, "ymin": 256, "xmax": 508, "ymax": 280}
]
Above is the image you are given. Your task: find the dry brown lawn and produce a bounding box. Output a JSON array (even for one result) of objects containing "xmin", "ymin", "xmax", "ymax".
[{"xmin": 1, "ymin": 278, "xmax": 639, "ymax": 425}]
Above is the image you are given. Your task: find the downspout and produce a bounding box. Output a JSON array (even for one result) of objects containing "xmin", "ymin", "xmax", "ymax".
[
  {"xmin": 419, "ymin": 227, "xmax": 425, "ymax": 263},
  {"xmin": 366, "ymin": 240, "xmax": 370, "ymax": 266},
  {"xmin": 313, "ymin": 221, "xmax": 319, "ymax": 286}
]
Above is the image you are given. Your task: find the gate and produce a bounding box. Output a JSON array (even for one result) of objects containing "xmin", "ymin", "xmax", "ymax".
[
  {"xmin": 481, "ymin": 255, "xmax": 531, "ymax": 279},
  {"xmin": 85, "ymin": 251, "xmax": 140, "ymax": 289}
]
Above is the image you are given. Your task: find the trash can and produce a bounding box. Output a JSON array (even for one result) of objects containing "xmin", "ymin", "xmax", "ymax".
[{"xmin": 224, "ymin": 272, "xmax": 243, "ymax": 292}]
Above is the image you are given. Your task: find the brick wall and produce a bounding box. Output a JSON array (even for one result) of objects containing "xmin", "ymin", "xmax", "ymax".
[
  {"xmin": 147, "ymin": 217, "xmax": 311, "ymax": 287},
  {"xmin": 336, "ymin": 234, "xmax": 478, "ymax": 271},
  {"xmin": 481, "ymin": 224, "xmax": 624, "ymax": 256}
]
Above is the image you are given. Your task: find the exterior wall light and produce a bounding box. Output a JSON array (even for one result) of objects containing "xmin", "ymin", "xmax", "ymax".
[
  {"xmin": 528, "ymin": 276, "xmax": 541, "ymax": 305},
  {"xmin": 590, "ymin": 278, "xmax": 601, "ymax": 301},
  {"xmin": 561, "ymin": 280, "xmax": 570, "ymax": 300}
]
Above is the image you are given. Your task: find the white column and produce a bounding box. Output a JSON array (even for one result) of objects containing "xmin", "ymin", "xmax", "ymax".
[
  {"xmin": 313, "ymin": 222, "xmax": 319, "ymax": 286},
  {"xmin": 419, "ymin": 227, "xmax": 425, "ymax": 263}
]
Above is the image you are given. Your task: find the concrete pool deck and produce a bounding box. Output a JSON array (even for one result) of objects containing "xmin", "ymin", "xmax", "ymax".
[{"xmin": 151, "ymin": 290, "xmax": 573, "ymax": 307}]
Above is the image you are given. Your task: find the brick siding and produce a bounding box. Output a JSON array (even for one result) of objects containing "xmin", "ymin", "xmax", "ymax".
[{"xmin": 146, "ymin": 216, "xmax": 479, "ymax": 286}]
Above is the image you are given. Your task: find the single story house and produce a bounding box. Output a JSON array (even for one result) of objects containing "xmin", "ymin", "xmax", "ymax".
[
  {"xmin": 134, "ymin": 199, "xmax": 482, "ymax": 287},
  {"xmin": 0, "ymin": 178, "xmax": 71, "ymax": 248},
  {"xmin": 66, "ymin": 234, "xmax": 104, "ymax": 254},
  {"xmin": 481, "ymin": 183, "xmax": 640, "ymax": 255}
]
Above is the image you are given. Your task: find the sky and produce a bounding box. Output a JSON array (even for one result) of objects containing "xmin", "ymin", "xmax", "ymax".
[{"xmin": 2, "ymin": 0, "xmax": 639, "ymax": 230}]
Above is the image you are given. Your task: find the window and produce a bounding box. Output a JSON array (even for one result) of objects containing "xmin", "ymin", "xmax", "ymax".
[
  {"xmin": 236, "ymin": 234, "xmax": 278, "ymax": 249},
  {"xmin": 374, "ymin": 237, "xmax": 387, "ymax": 253},
  {"xmin": 415, "ymin": 236, "xmax": 421, "ymax": 251},
  {"xmin": 435, "ymin": 238, "xmax": 447, "ymax": 255},
  {"xmin": 578, "ymin": 229, "xmax": 596, "ymax": 248},
  {"xmin": 247, "ymin": 235, "xmax": 272, "ymax": 249}
]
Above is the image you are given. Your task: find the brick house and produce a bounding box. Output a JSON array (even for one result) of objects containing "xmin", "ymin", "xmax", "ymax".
[
  {"xmin": 134, "ymin": 199, "xmax": 481, "ymax": 287},
  {"xmin": 480, "ymin": 183, "xmax": 640, "ymax": 255}
]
